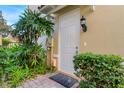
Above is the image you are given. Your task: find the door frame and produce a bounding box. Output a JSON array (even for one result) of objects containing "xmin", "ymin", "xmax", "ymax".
[{"xmin": 58, "ymin": 8, "xmax": 80, "ymax": 74}]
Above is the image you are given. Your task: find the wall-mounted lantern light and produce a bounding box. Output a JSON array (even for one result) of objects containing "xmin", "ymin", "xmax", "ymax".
[{"xmin": 80, "ymin": 16, "xmax": 87, "ymax": 32}]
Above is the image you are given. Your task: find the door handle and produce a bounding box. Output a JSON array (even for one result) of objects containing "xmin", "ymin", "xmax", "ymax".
[
  {"xmin": 75, "ymin": 46, "xmax": 79, "ymax": 54},
  {"xmin": 75, "ymin": 46, "xmax": 78, "ymax": 49}
]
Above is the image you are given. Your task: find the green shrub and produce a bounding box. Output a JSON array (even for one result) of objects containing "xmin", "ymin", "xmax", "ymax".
[
  {"xmin": 73, "ymin": 52, "xmax": 124, "ymax": 88},
  {"xmin": 0, "ymin": 45, "xmax": 51, "ymax": 87},
  {"xmin": 79, "ymin": 80, "xmax": 97, "ymax": 88},
  {"xmin": 10, "ymin": 66, "xmax": 29, "ymax": 87},
  {"xmin": 13, "ymin": 44, "xmax": 47, "ymax": 68},
  {"xmin": 0, "ymin": 47, "xmax": 8, "ymax": 81},
  {"xmin": 31, "ymin": 64, "xmax": 48, "ymax": 75},
  {"xmin": 2, "ymin": 37, "xmax": 11, "ymax": 46}
]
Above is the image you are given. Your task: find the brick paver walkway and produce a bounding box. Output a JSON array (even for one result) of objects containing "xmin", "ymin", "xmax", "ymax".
[{"xmin": 18, "ymin": 73, "xmax": 65, "ymax": 88}]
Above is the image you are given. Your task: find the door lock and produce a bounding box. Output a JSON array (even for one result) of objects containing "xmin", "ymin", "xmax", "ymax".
[{"xmin": 75, "ymin": 46, "xmax": 79, "ymax": 54}]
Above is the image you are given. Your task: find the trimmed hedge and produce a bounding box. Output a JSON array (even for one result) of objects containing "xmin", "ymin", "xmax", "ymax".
[{"xmin": 73, "ymin": 52, "xmax": 124, "ymax": 88}]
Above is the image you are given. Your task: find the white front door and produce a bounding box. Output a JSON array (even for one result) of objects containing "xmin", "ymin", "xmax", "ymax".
[{"xmin": 59, "ymin": 8, "xmax": 80, "ymax": 74}]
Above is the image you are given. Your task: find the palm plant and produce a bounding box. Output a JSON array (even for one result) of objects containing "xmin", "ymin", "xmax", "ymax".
[
  {"xmin": 12, "ymin": 9, "xmax": 54, "ymax": 45},
  {"xmin": 11, "ymin": 9, "xmax": 54, "ymax": 68}
]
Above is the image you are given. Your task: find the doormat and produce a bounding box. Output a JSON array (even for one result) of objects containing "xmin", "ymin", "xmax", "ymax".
[{"xmin": 49, "ymin": 73, "xmax": 78, "ymax": 88}]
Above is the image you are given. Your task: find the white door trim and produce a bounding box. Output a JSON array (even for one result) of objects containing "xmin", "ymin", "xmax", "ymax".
[{"xmin": 58, "ymin": 8, "xmax": 80, "ymax": 73}]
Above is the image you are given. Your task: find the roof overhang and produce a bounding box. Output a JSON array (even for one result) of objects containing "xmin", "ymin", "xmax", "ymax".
[{"xmin": 39, "ymin": 5, "xmax": 67, "ymax": 15}]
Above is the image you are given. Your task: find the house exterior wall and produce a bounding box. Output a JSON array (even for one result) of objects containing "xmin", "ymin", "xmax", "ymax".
[
  {"xmin": 52, "ymin": 5, "xmax": 124, "ymax": 70},
  {"xmin": 80, "ymin": 6, "xmax": 124, "ymax": 57},
  {"xmin": 29, "ymin": 5, "xmax": 124, "ymax": 71},
  {"xmin": 53, "ymin": 5, "xmax": 124, "ymax": 58}
]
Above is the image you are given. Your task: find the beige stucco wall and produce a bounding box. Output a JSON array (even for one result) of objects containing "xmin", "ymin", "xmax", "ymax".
[
  {"xmin": 80, "ymin": 6, "xmax": 124, "ymax": 57},
  {"xmin": 53, "ymin": 5, "xmax": 124, "ymax": 59},
  {"xmin": 29, "ymin": 5, "xmax": 124, "ymax": 67}
]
